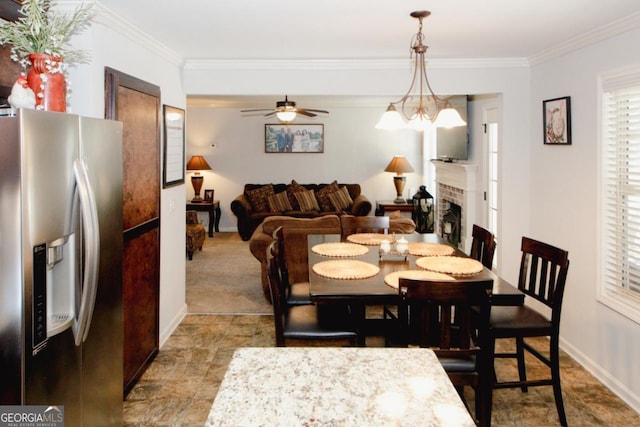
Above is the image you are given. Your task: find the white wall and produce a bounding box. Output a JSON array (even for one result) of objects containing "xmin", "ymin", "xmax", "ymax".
[
  {"xmin": 530, "ymin": 27, "xmax": 640, "ymax": 410},
  {"xmin": 66, "ymin": 5, "xmax": 188, "ymax": 346},
  {"xmin": 186, "ymin": 105, "xmax": 423, "ymax": 230}
]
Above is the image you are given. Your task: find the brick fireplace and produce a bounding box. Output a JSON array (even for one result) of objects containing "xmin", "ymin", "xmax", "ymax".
[{"xmin": 432, "ymin": 162, "xmax": 479, "ymax": 252}]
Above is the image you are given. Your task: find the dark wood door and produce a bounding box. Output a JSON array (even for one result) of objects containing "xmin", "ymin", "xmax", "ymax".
[{"xmin": 105, "ymin": 67, "xmax": 161, "ymax": 396}]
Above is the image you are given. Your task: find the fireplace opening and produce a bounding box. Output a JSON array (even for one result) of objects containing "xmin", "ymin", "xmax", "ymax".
[{"xmin": 441, "ymin": 202, "xmax": 461, "ymax": 246}]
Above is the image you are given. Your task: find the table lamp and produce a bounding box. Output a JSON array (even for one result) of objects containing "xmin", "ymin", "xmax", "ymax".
[
  {"xmin": 186, "ymin": 155, "xmax": 212, "ymax": 202},
  {"xmin": 384, "ymin": 156, "xmax": 414, "ymax": 203}
]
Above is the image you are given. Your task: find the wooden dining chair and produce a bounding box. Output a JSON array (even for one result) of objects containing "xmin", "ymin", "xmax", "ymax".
[
  {"xmin": 487, "ymin": 237, "xmax": 570, "ymax": 426},
  {"xmin": 340, "ymin": 215, "xmax": 390, "ymax": 239},
  {"xmin": 266, "ymin": 241, "xmax": 358, "ymax": 347},
  {"xmin": 398, "ymin": 277, "xmax": 494, "ymax": 427},
  {"xmin": 272, "ymin": 226, "xmax": 312, "ymax": 306},
  {"xmin": 470, "ymin": 224, "xmax": 497, "ymax": 269}
]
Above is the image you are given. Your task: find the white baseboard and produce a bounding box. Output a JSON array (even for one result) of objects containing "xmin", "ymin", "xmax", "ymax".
[
  {"xmin": 159, "ymin": 303, "xmax": 187, "ymax": 348},
  {"xmin": 560, "ymin": 336, "xmax": 640, "ymax": 414}
]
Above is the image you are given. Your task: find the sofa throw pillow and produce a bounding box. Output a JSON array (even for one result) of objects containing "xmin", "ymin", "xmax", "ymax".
[
  {"xmin": 327, "ymin": 185, "xmax": 354, "ymax": 212},
  {"xmin": 246, "ymin": 184, "xmax": 275, "ymax": 213},
  {"xmin": 286, "ymin": 179, "xmax": 307, "ymax": 210},
  {"xmin": 267, "ymin": 191, "xmax": 293, "ymax": 213},
  {"xmin": 295, "ymin": 189, "xmax": 320, "ymax": 212},
  {"xmin": 315, "ymin": 180, "xmax": 340, "ymax": 212}
]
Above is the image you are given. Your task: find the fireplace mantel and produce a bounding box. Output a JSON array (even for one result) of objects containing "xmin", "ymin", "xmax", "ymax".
[
  {"xmin": 432, "ymin": 161, "xmax": 480, "ymax": 192},
  {"xmin": 433, "ymin": 161, "xmax": 480, "ymax": 252}
]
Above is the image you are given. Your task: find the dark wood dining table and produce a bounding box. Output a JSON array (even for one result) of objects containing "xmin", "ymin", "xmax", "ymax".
[{"xmin": 307, "ymin": 233, "xmax": 525, "ymax": 345}]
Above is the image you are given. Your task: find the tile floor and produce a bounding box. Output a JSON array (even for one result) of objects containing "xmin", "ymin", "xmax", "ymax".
[{"xmin": 123, "ymin": 314, "xmax": 640, "ymax": 426}]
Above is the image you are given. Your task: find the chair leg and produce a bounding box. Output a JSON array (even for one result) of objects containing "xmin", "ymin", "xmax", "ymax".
[
  {"xmin": 550, "ymin": 335, "xmax": 568, "ymax": 426},
  {"xmin": 484, "ymin": 335, "xmax": 496, "ymax": 427},
  {"xmin": 515, "ymin": 337, "xmax": 528, "ymax": 392}
]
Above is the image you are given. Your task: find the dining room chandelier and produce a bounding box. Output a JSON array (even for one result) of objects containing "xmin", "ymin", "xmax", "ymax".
[{"xmin": 376, "ymin": 11, "xmax": 466, "ymax": 131}]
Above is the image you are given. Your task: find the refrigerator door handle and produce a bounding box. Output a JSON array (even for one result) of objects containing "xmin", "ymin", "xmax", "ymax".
[{"xmin": 72, "ymin": 158, "xmax": 101, "ymax": 345}]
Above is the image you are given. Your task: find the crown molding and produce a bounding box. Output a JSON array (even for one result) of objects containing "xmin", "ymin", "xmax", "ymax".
[
  {"xmin": 529, "ymin": 12, "xmax": 640, "ymax": 65},
  {"xmin": 183, "ymin": 57, "xmax": 529, "ymax": 71},
  {"xmin": 94, "ymin": 2, "xmax": 183, "ymax": 67}
]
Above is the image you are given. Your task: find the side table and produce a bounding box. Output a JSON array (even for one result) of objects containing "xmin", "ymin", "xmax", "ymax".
[
  {"xmin": 186, "ymin": 200, "xmax": 220, "ymax": 237},
  {"xmin": 375, "ymin": 200, "xmax": 413, "ymax": 216}
]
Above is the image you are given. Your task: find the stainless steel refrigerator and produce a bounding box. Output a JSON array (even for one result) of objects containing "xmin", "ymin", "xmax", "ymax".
[{"xmin": 0, "ymin": 109, "xmax": 123, "ymax": 426}]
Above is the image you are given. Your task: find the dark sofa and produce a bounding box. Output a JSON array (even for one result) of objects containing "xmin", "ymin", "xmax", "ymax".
[{"xmin": 231, "ymin": 181, "xmax": 372, "ymax": 240}]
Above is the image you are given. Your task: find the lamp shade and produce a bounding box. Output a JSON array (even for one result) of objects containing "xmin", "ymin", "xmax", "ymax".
[
  {"xmin": 384, "ymin": 156, "xmax": 415, "ymax": 175},
  {"xmin": 186, "ymin": 155, "xmax": 212, "ymax": 171}
]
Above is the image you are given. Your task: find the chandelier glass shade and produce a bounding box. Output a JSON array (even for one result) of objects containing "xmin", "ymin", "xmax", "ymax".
[{"xmin": 376, "ymin": 11, "xmax": 466, "ymax": 131}]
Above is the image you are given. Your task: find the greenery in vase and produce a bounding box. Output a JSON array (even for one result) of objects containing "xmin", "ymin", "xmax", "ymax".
[{"xmin": 0, "ymin": 0, "xmax": 94, "ymax": 70}]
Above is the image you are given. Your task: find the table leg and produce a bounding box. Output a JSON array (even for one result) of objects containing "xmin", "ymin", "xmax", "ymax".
[
  {"xmin": 207, "ymin": 209, "xmax": 214, "ymax": 237},
  {"xmin": 214, "ymin": 204, "xmax": 221, "ymax": 232}
]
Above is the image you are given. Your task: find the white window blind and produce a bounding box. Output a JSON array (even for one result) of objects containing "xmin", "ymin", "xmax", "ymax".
[{"xmin": 601, "ymin": 68, "xmax": 640, "ymax": 323}]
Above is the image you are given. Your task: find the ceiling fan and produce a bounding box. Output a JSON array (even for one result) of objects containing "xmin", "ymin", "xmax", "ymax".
[{"xmin": 241, "ymin": 96, "xmax": 329, "ymax": 123}]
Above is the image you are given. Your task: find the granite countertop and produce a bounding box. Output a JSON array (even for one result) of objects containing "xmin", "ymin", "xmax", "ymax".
[{"xmin": 206, "ymin": 347, "xmax": 475, "ymax": 427}]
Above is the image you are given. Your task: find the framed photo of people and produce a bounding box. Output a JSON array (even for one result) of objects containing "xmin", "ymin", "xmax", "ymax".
[
  {"xmin": 543, "ymin": 96, "xmax": 571, "ymax": 145},
  {"xmin": 265, "ymin": 124, "xmax": 324, "ymax": 153}
]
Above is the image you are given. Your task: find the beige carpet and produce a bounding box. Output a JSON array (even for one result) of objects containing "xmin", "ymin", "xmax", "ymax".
[{"xmin": 186, "ymin": 232, "xmax": 272, "ymax": 314}]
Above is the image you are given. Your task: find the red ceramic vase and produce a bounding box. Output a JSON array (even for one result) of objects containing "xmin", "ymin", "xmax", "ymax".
[{"xmin": 26, "ymin": 53, "xmax": 67, "ymax": 112}]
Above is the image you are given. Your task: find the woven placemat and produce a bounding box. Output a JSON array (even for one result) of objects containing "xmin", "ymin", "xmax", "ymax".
[
  {"xmin": 407, "ymin": 242, "xmax": 455, "ymax": 257},
  {"xmin": 346, "ymin": 233, "xmax": 394, "ymax": 246},
  {"xmin": 312, "ymin": 260, "xmax": 380, "ymax": 280},
  {"xmin": 416, "ymin": 256, "xmax": 484, "ymax": 276},
  {"xmin": 311, "ymin": 242, "xmax": 369, "ymax": 257},
  {"xmin": 384, "ymin": 270, "xmax": 455, "ymax": 289}
]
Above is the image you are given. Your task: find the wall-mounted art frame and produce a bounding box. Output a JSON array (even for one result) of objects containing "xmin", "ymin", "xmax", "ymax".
[
  {"xmin": 162, "ymin": 105, "xmax": 186, "ymax": 188},
  {"xmin": 265, "ymin": 124, "xmax": 324, "ymax": 153},
  {"xmin": 543, "ymin": 96, "xmax": 571, "ymax": 145},
  {"xmin": 204, "ymin": 189, "xmax": 214, "ymax": 202}
]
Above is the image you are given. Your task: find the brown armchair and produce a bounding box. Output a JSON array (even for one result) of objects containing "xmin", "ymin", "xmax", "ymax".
[{"xmin": 186, "ymin": 210, "xmax": 206, "ymax": 260}]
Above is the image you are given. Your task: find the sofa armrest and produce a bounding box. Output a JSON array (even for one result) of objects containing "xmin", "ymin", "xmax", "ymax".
[
  {"xmin": 231, "ymin": 194, "xmax": 257, "ymax": 240},
  {"xmin": 231, "ymin": 194, "xmax": 253, "ymax": 217},
  {"xmin": 350, "ymin": 194, "xmax": 372, "ymax": 216}
]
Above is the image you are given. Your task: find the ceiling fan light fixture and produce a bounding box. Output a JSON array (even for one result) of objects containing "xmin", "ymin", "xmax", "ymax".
[
  {"xmin": 241, "ymin": 95, "xmax": 328, "ymax": 123},
  {"xmin": 377, "ymin": 11, "xmax": 466, "ymax": 131},
  {"xmin": 276, "ymin": 110, "xmax": 297, "ymax": 123}
]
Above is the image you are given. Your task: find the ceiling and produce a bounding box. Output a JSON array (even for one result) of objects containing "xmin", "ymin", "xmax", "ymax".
[
  {"xmin": 97, "ymin": 0, "xmax": 640, "ymax": 107},
  {"xmin": 98, "ymin": 0, "xmax": 640, "ymax": 60}
]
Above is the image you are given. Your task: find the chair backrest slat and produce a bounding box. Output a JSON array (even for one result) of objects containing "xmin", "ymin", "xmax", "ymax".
[
  {"xmin": 399, "ymin": 278, "xmax": 493, "ymax": 357},
  {"xmin": 341, "ymin": 215, "xmax": 390, "ymax": 238},
  {"xmin": 518, "ymin": 237, "xmax": 570, "ymax": 313},
  {"xmin": 470, "ymin": 224, "xmax": 496, "ymax": 269}
]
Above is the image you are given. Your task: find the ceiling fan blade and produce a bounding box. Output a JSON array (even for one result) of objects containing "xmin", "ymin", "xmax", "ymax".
[
  {"xmin": 241, "ymin": 108, "xmax": 274, "ymax": 112},
  {"xmin": 264, "ymin": 111, "xmax": 277, "ymax": 117},
  {"xmin": 299, "ymin": 108, "xmax": 329, "ymax": 114},
  {"xmin": 297, "ymin": 110, "xmax": 317, "ymax": 117}
]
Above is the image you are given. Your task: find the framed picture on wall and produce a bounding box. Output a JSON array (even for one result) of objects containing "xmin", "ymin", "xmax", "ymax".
[
  {"xmin": 265, "ymin": 124, "xmax": 324, "ymax": 153},
  {"xmin": 162, "ymin": 105, "xmax": 186, "ymax": 187},
  {"xmin": 543, "ymin": 96, "xmax": 571, "ymax": 145}
]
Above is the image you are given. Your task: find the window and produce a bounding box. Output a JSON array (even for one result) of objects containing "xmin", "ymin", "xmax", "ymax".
[
  {"xmin": 599, "ymin": 66, "xmax": 640, "ymax": 324},
  {"xmin": 485, "ymin": 107, "xmax": 499, "ymax": 268}
]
